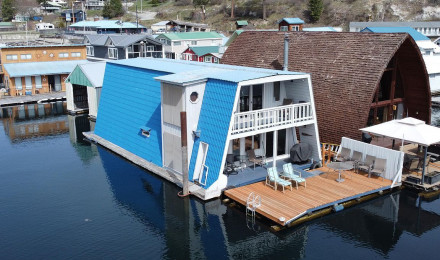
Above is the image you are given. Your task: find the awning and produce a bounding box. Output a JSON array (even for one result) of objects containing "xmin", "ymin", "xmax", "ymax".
[{"xmin": 3, "ymin": 60, "xmax": 89, "ymax": 77}]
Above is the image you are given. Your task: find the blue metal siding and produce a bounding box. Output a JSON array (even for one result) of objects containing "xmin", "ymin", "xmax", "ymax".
[
  {"xmin": 94, "ymin": 63, "xmax": 167, "ymax": 166},
  {"xmin": 188, "ymin": 79, "xmax": 237, "ymax": 189}
]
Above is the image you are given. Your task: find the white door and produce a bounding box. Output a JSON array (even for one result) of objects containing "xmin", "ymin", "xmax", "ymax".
[
  {"xmin": 193, "ymin": 142, "xmax": 209, "ymax": 183},
  {"xmin": 54, "ymin": 75, "xmax": 61, "ymax": 91}
]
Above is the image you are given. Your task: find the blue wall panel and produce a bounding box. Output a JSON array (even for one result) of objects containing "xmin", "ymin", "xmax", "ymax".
[
  {"xmin": 95, "ymin": 63, "xmax": 167, "ymax": 166},
  {"xmin": 188, "ymin": 79, "xmax": 237, "ymax": 189}
]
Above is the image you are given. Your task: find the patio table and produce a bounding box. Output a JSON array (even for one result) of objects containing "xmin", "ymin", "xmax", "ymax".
[{"xmin": 327, "ymin": 161, "xmax": 354, "ymax": 183}]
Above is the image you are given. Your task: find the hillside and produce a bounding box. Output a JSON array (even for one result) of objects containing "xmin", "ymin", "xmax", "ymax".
[{"xmin": 4, "ymin": 0, "xmax": 440, "ymax": 33}]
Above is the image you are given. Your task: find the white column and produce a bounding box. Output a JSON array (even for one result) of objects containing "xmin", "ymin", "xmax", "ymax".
[
  {"xmin": 273, "ymin": 130, "xmax": 278, "ymax": 168},
  {"xmin": 228, "ymin": 140, "xmax": 233, "ymax": 154},
  {"xmin": 125, "ymin": 48, "xmax": 129, "ymax": 59},
  {"xmin": 240, "ymin": 138, "xmax": 245, "ymax": 156}
]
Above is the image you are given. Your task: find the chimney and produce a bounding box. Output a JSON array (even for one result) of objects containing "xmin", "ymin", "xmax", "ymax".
[{"xmin": 283, "ymin": 33, "xmax": 289, "ymax": 71}]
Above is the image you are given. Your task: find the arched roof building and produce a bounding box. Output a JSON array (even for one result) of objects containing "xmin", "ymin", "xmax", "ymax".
[{"xmin": 221, "ymin": 31, "xmax": 431, "ymax": 143}]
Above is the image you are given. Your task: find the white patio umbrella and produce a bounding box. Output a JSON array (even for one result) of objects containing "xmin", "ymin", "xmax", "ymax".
[{"xmin": 360, "ymin": 117, "xmax": 440, "ymax": 185}]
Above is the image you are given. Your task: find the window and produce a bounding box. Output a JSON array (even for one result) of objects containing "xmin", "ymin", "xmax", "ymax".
[
  {"xmin": 6, "ymin": 54, "xmax": 18, "ymax": 60},
  {"xmin": 191, "ymin": 41, "xmax": 197, "ymax": 45},
  {"xmin": 174, "ymin": 41, "xmax": 181, "ymax": 46},
  {"xmin": 108, "ymin": 48, "xmax": 118, "ymax": 59},
  {"xmin": 14, "ymin": 77, "xmax": 23, "ymax": 90},
  {"xmin": 213, "ymin": 57, "xmax": 218, "ymax": 63},
  {"xmin": 204, "ymin": 56, "xmax": 212, "ymax": 63},
  {"xmin": 35, "ymin": 76, "xmax": 42, "ymax": 89},
  {"xmin": 146, "ymin": 46, "xmax": 154, "ymax": 52},
  {"xmin": 292, "ymin": 26, "xmax": 299, "ymax": 31},
  {"xmin": 127, "ymin": 45, "xmax": 133, "ymax": 52},
  {"xmin": 280, "ymin": 26, "xmax": 288, "ymax": 31},
  {"xmin": 20, "ymin": 54, "xmax": 32, "ymax": 60},
  {"xmin": 274, "ymin": 81, "xmax": 280, "ymax": 101},
  {"xmin": 71, "ymin": 52, "xmax": 81, "ymax": 57},
  {"xmin": 86, "ymin": 46, "xmax": 94, "ymax": 56},
  {"xmin": 58, "ymin": 52, "xmax": 69, "ymax": 58},
  {"xmin": 190, "ymin": 92, "xmax": 199, "ymax": 103}
]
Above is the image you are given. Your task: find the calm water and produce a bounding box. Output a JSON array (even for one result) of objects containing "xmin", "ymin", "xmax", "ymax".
[{"xmin": 1, "ymin": 102, "xmax": 440, "ymax": 259}]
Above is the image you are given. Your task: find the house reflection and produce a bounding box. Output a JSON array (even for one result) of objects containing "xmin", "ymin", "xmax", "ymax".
[
  {"xmin": 0, "ymin": 102, "xmax": 68, "ymax": 142},
  {"xmin": 67, "ymin": 114, "xmax": 98, "ymax": 164},
  {"xmin": 98, "ymin": 145, "xmax": 309, "ymax": 259}
]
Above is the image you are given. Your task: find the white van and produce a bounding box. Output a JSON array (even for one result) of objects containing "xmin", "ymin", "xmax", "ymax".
[{"xmin": 36, "ymin": 23, "xmax": 55, "ymax": 31}]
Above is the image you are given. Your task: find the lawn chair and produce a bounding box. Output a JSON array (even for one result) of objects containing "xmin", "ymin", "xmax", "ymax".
[
  {"xmin": 358, "ymin": 155, "xmax": 375, "ymax": 175},
  {"xmin": 350, "ymin": 151, "xmax": 363, "ymax": 172},
  {"xmin": 265, "ymin": 167, "xmax": 292, "ymax": 193},
  {"xmin": 247, "ymin": 149, "xmax": 265, "ymax": 170},
  {"xmin": 281, "ymin": 163, "xmax": 306, "ymax": 189},
  {"xmin": 370, "ymin": 158, "xmax": 386, "ymax": 180},
  {"xmin": 335, "ymin": 147, "xmax": 351, "ymax": 162}
]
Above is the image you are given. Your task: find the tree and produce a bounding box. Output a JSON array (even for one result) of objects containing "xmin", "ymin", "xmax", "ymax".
[
  {"xmin": 2, "ymin": 0, "xmax": 15, "ymax": 21},
  {"xmin": 102, "ymin": 0, "xmax": 124, "ymax": 19},
  {"xmin": 308, "ymin": 0, "xmax": 324, "ymax": 22},
  {"xmin": 231, "ymin": 0, "xmax": 235, "ymax": 18},
  {"xmin": 193, "ymin": 0, "xmax": 210, "ymax": 21},
  {"xmin": 262, "ymin": 0, "xmax": 267, "ymax": 20}
]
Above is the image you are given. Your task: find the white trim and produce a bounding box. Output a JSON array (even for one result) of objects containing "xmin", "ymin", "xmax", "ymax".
[
  {"xmin": 239, "ymin": 74, "xmax": 309, "ymax": 86},
  {"xmin": 306, "ymin": 75, "xmax": 322, "ymax": 161}
]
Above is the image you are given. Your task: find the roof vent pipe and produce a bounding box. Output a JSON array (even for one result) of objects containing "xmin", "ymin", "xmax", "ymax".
[{"xmin": 283, "ymin": 33, "xmax": 289, "ymax": 71}]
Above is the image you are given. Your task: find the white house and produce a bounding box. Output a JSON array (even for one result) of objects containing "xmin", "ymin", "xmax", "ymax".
[{"xmin": 156, "ymin": 32, "xmax": 223, "ymax": 60}]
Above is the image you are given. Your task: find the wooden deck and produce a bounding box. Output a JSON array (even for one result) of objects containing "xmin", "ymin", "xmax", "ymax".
[{"xmin": 224, "ymin": 167, "xmax": 393, "ymax": 226}]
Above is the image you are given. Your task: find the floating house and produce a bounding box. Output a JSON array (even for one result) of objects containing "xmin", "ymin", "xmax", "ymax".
[
  {"xmin": 87, "ymin": 58, "xmax": 321, "ymax": 200},
  {"xmin": 181, "ymin": 46, "xmax": 223, "ymax": 63},
  {"xmin": 0, "ymin": 44, "xmax": 88, "ymax": 96},
  {"xmin": 221, "ymin": 31, "xmax": 431, "ymax": 144},
  {"xmin": 83, "ymin": 34, "xmax": 164, "ymax": 61},
  {"xmin": 65, "ymin": 62, "xmax": 106, "ymax": 119}
]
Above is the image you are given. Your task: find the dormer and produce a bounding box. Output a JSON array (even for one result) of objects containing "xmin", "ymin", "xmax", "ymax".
[{"xmin": 278, "ymin": 18, "xmax": 305, "ymax": 32}]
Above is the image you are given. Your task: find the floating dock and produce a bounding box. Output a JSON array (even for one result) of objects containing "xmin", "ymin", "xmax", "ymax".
[
  {"xmin": 224, "ymin": 167, "xmax": 395, "ymax": 228},
  {"xmin": 0, "ymin": 92, "xmax": 66, "ymax": 107}
]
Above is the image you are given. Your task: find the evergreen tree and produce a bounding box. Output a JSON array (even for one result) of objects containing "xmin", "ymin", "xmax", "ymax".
[
  {"xmin": 102, "ymin": 0, "xmax": 124, "ymax": 18},
  {"xmin": 2, "ymin": 0, "xmax": 15, "ymax": 21},
  {"xmin": 308, "ymin": 0, "xmax": 324, "ymax": 22}
]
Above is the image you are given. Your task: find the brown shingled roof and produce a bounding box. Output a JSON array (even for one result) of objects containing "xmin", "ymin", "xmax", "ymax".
[{"xmin": 222, "ymin": 31, "xmax": 431, "ymax": 144}]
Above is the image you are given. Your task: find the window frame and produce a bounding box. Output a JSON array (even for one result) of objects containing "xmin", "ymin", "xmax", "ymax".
[
  {"xmin": 6, "ymin": 54, "xmax": 18, "ymax": 60},
  {"xmin": 86, "ymin": 46, "xmax": 94, "ymax": 56},
  {"xmin": 71, "ymin": 52, "xmax": 81, "ymax": 57},
  {"xmin": 58, "ymin": 52, "xmax": 69, "ymax": 58},
  {"xmin": 20, "ymin": 54, "xmax": 32, "ymax": 60},
  {"xmin": 108, "ymin": 48, "xmax": 118, "ymax": 59}
]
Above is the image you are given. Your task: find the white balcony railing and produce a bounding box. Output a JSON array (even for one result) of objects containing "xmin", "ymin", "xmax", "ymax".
[{"xmin": 231, "ymin": 103, "xmax": 314, "ymax": 136}]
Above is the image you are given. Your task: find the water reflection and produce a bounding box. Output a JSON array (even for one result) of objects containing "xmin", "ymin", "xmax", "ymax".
[
  {"xmin": 0, "ymin": 102, "xmax": 68, "ymax": 142},
  {"xmin": 68, "ymin": 114, "xmax": 98, "ymax": 164}
]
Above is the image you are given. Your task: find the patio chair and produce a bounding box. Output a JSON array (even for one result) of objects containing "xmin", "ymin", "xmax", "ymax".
[
  {"xmin": 265, "ymin": 167, "xmax": 292, "ymax": 193},
  {"xmin": 281, "ymin": 163, "xmax": 306, "ymax": 189},
  {"xmin": 247, "ymin": 149, "xmax": 265, "ymax": 170},
  {"xmin": 358, "ymin": 155, "xmax": 376, "ymax": 175},
  {"xmin": 350, "ymin": 151, "xmax": 363, "ymax": 171},
  {"xmin": 224, "ymin": 154, "xmax": 240, "ymax": 176},
  {"xmin": 370, "ymin": 158, "xmax": 386, "ymax": 180},
  {"xmin": 335, "ymin": 147, "xmax": 351, "ymax": 162},
  {"xmin": 404, "ymin": 157, "xmax": 420, "ymax": 173}
]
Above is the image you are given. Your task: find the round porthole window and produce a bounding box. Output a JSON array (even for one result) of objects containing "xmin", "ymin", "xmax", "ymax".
[{"xmin": 190, "ymin": 92, "xmax": 199, "ymax": 103}]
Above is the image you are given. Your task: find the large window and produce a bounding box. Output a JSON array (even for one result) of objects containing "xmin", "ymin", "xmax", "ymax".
[
  {"xmin": 108, "ymin": 48, "xmax": 118, "ymax": 59},
  {"xmin": 20, "ymin": 54, "xmax": 32, "ymax": 60},
  {"xmin": 204, "ymin": 56, "xmax": 211, "ymax": 63},
  {"xmin": 280, "ymin": 26, "xmax": 288, "ymax": 31},
  {"xmin": 146, "ymin": 46, "xmax": 154, "ymax": 52},
  {"xmin": 86, "ymin": 46, "xmax": 94, "ymax": 56},
  {"xmin": 71, "ymin": 52, "xmax": 81, "ymax": 57},
  {"xmin": 59, "ymin": 52, "xmax": 69, "ymax": 58},
  {"xmin": 6, "ymin": 54, "xmax": 18, "ymax": 60},
  {"xmin": 174, "ymin": 41, "xmax": 181, "ymax": 46}
]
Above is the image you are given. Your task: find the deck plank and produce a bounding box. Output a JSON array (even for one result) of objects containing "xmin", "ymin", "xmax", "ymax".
[{"xmin": 224, "ymin": 167, "xmax": 392, "ymax": 225}]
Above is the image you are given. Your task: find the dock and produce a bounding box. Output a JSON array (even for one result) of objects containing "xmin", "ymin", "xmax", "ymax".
[
  {"xmin": 0, "ymin": 92, "xmax": 66, "ymax": 107},
  {"xmin": 224, "ymin": 167, "xmax": 394, "ymax": 227}
]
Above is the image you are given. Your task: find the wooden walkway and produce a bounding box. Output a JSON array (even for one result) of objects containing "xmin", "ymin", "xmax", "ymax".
[
  {"xmin": 224, "ymin": 167, "xmax": 393, "ymax": 226},
  {"xmin": 0, "ymin": 92, "xmax": 65, "ymax": 107}
]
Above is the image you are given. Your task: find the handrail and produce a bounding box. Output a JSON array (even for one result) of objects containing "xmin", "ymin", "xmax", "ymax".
[{"xmin": 231, "ymin": 103, "xmax": 313, "ymax": 135}]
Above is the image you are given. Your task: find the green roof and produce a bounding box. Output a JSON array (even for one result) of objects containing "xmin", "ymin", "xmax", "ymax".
[
  {"xmin": 0, "ymin": 22, "xmax": 14, "ymax": 27},
  {"xmin": 157, "ymin": 32, "xmax": 222, "ymax": 41},
  {"xmin": 225, "ymin": 30, "xmax": 243, "ymax": 46},
  {"xmin": 236, "ymin": 21, "xmax": 248, "ymax": 26},
  {"xmin": 189, "ymin": 46, "xmax": 220, "ymax": 56}
]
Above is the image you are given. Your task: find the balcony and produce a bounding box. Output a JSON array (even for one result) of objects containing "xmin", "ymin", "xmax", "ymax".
[{"xmin": 230, "ymin": 103, "xmax": 314, "ymax": 139}]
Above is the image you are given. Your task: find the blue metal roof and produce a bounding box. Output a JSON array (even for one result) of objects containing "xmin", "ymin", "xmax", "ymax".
[
  {"xmin": 110, "ymin": 58, "xmax": 305, "ymax": 84},
  {"xmin": 70, "ymin": 20, "xmax": 146, "ymax": 29},
  {"xmin": 4, "ymin": 60, "xmax": 89, "ymax": 77},
  {"xmin": 361, "ymin": 27, "xmax": 429, "ymax": 41},
  {"xmin": 278, "ymin": 18, "xmax": 305, "ymax": 25}
]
